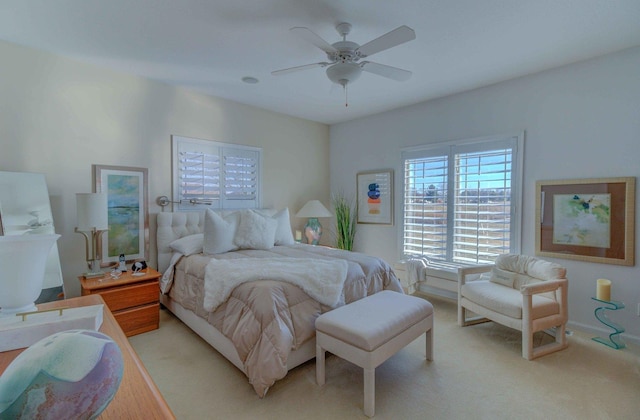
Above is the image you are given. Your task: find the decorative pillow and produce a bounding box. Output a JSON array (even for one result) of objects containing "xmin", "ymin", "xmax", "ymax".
[
  {"xmin": 489, "ymin": 266, "xmax": 516, "ymax": 288},
  {"xmin": 526, "ymin": 258, "xmax": 566, "ymax": 280},
  {"xmin": 203, "ymin": 209, "xmax": 240, "ymax": 255},
  {"xmin": 234, "ymin": 209, "xmax": 278, "ymax": 250},
  {"xmin": 272, "ymin": 208, "xmax": 294, "ymax": 245},
  {"xmin": 169, "ymin": 233, "xmax": 204, "ymax": 256}
]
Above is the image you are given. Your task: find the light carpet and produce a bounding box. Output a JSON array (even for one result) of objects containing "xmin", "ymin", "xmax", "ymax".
[{"xmin": 129, "ymin": 294, "xmax": 640, "ymax": 419}]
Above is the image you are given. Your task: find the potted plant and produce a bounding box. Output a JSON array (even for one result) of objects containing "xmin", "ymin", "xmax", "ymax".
[{"xmin": 332, "ymin": 193, "xmax": 357, "ymax": 250}]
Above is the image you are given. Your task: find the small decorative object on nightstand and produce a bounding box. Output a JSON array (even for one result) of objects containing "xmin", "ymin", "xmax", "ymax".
[
  {"xmin": 296, "ymin": 200, "xmax": 332, "ymax": 245},
  {"xmin": 79, "ymin": 268, "xmax": 161, "ymax": 336}
]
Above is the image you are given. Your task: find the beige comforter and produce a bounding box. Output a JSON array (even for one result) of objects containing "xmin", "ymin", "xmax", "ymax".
[{"xmin": 164, "ymin": 244, "xmax": 403, "ymax": 397}]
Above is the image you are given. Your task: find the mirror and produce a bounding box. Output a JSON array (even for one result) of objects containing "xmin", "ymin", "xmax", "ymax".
[{"xmin": 0, "ymin": 171, "xmax": 64, "ymax": 301}]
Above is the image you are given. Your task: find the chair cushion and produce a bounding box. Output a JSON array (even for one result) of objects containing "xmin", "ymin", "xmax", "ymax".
[
  {"xmin": 496, "ymin": 254, "xmax": 566, "ymax": 280},
  {"xmin": 461, "ymin": 280, "xmax": 560, "ymax": 319},
  {"xmin": 494, "ymin": 254, "xmax": 566, "ymax": 299},
  {"xmin": 315, "ymin": 291, "xmax": 433, "ymax": 352}
]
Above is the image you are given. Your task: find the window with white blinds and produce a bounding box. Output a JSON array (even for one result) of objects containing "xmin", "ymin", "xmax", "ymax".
[
  {"xmin": 172, "ymin": 135, "xmax": 261, "ymax": 211},
  {"xmin": 401, "ymin": 134, "xmax": 523, "ymax": 264}
]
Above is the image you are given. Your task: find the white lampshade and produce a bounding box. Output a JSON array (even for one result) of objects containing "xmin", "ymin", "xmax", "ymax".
[
  {"xmin": 295, "ymin": 200, "xmax": 332, "ymax": 218},
  {"xmin": 76, "ymin": 193, "xmax": 108, "ymax": 231}
]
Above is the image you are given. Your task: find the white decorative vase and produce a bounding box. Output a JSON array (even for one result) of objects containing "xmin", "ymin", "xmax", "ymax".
[{"xmin": 0, "ymin": 234, "xmax": 60, "ymax": 315}]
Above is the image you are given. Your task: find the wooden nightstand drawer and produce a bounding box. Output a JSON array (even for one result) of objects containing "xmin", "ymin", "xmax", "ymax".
[
  {"xmin": 114, "ymin": 303, "xmax": 160, "ymax": 337},
  {"xmin": 99, "ymin": 281, "xmax": 159, "ymax": 312},
  {"xmin": 80, "ymin": 268, "xmax": 162, "ymax": 336}
]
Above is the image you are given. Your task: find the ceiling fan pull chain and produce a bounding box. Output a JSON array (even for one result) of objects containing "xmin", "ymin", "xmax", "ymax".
[{"xmin": 344, "ymin": 84, "xmax": 348, "ymax": 107}]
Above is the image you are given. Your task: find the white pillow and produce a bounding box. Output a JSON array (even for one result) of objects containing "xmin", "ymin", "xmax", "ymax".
[
  {"xmin": 489, "ymin": 266, "xmax": 516, "ymax": 288},
  {"xmin": 234, "ymin": 209, "xmax": 277, "ymax": 250},
  {"xmin": 203, "ymin": 209, "xmax": 240, "ymax": 254},
  {"xmin": 272, "ymin": 208, "xmax": 294, "ymax": 245},
  {"xmin": 169, "ymin": 233, "xmax": 203, "ymax": 256}
]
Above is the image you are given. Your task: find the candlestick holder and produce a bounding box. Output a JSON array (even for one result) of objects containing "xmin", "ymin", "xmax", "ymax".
[{"xmin": 591, "ymin": 297, "xmax": 625, "ymax": 349}]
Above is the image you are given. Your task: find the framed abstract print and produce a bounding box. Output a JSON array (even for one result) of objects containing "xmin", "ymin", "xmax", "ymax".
[
  {"xmin": 357, "ymin": 170, "xmax": 393, "ymax": 225},
  {"xmin": 93, "ymin": 165, "xmax": 149, "ymax": 265},
  {"xmin": 535, "ymin": 177, "xmax": 635, "ymax": 266}
]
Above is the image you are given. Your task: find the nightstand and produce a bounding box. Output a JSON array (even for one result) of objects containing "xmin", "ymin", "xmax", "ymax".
[{"xmin": 79, "ymin": 268, "xmax": 161, "ymax": 337}]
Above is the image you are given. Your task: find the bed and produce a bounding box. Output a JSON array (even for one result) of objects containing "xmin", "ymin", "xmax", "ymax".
[{"xmin": 156, "ymin": 208, "xmax": 403, "ymax": 397}]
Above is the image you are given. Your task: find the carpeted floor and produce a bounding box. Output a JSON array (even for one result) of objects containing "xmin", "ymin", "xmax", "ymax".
[{"xmin": 129, "ymin": 294, "xmax": 640, "ymax": 419}]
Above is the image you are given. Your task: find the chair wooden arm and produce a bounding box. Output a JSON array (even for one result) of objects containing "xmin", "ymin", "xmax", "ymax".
[
  {"xmin": 520, "ymin": 278, "xmax": 567, "ymax": 296},
  {"xmin": 457, "ymin": 264, "xmax": 493, "ymax": 286},
  {"xmin": 521, "ymin": 278, "xmax": 568, "ymax": 329}
]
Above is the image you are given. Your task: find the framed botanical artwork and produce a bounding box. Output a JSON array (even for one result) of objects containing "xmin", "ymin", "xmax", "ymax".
[
  {"xmin": 93, "ymin": 165, "xmax": 149, "ymax": 266},
  {"xmin": 357, "ymin": 170, "xmax": 394, "ymax": 225},
  {"xmin": 535, "ymin": 177, "xmax": 635, "ymax": 266}
]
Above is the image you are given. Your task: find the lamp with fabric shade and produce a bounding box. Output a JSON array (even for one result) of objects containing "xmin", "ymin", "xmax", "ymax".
[
  {"xmin": 295, "ymin": 200, "xmax": 332, "ymax": 245},
  {"xmin": 75, "ymin": 193, "xmax": 108, "ymax": 277}
]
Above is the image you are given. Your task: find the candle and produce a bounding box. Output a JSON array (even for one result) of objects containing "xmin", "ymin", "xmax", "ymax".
[
  {"xmin": 596, "ymin": 278, "xmax": 611, "ymax": 301},
  {"xmin": 295, "ymin": 230, "xmax": 302, "ymax": 241}
]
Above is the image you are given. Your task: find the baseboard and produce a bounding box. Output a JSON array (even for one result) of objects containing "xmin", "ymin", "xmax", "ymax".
[
  {"xmin": 567, "ymin": 320, "xmax": 640, "ymax": 347},
  {"xmin": 415, "ymin": 284, "xmax": 457, "ymax": 301}
]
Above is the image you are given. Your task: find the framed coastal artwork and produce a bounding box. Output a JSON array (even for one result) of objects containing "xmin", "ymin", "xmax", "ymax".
[
  {"xmin": 357, "ymin": 170, "xmax": 393, "ymax": 225},
  {"xmin": 93, "ymin": 164, "xmax": 149, "ymax": 265},
  {"xmin": 535, "ymin": 177, "xmax": 635, "ymax": 266}
]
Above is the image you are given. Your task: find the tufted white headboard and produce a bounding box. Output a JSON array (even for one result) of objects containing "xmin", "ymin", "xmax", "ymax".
[
  {"xmin": 156, "ymin": 211, "xmax": 205, "ymax": 273},
  {"xmin": 156, "ymin": 209, "xmax": 279, "ymax": 273}
]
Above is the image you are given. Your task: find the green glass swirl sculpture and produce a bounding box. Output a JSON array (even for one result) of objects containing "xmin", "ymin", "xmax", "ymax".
[{"xmin": 591, "ymin": 297, "xmax": 625, "ymax": 349}]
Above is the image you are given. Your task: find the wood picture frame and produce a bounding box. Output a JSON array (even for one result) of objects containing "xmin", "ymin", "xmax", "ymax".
[
  {"xmin": 357, "ymin": 170, "xmax": 394, "ymax": 225},
  {"xmin": 93, "ymin": 165, "xmax": 149, "ymax": 266},
  {"xmin": 535, "ymin": 177, "xmax": 635, "ymax": 266}
]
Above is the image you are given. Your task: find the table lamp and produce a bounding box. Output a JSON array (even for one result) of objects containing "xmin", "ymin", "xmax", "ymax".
[
  {"xmin": 295, "ymin": 200, "xmax": 332, "ymax": 245},
  {"xmin": 75, "ymin": 193, "xmax": 108, "ymax": 278}
]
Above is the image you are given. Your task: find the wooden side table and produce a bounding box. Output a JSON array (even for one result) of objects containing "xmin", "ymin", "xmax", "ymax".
[
  {"xmin": 0, "ymin": 295, "xmax": 175, "ymax": 419},
  {"xmin": 80, "ymin": 268, "xmax": 161, "ymax": 337}
]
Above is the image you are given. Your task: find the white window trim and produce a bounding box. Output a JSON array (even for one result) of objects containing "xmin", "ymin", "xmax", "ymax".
[
  {"xmin": 397, "ymin": 132, "xmax": 524, "ymax": 263},
  {"xmin": 171, "ymin": 135, "xmax": 262, "ymax": 211}
]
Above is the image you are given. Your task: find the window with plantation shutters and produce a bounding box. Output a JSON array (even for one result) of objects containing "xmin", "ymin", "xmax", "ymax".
[
  {"xmin": 221, "ymin": 147, "xmax": 259, "ymax": 207},
  {"xmin": 172, "ymin": 135, "xmax": 261, "ymax": 211},
  {"xmin": 401, "ymin": 133, "xmax": 523, "ymax": 265}
]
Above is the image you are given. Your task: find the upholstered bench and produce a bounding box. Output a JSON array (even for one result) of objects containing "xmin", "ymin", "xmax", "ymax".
[{"xmin": 315, "ymin": 291, "xmax": 434, "ymax": 417}]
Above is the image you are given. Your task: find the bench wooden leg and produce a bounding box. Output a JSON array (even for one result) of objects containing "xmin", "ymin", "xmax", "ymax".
[
  {"xmin": 426, "ymin": 326, "xmax": 434, "ymax": 361},
  {"xmin": 316, "ymin": 344, "xmax": 325, "ymax": 386},
  {"xmin": 364, "ymin": 367, "xmax": 375, "ymax": 417}
]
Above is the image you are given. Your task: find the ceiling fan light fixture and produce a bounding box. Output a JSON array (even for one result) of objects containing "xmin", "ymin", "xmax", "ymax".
[
  {"xmin": 273, "ymin": 22, "xmax": 416, "ymax": 106},
  {"xmin": 326, "ymin": 62, "xmax": 362, "ymax": 86}
]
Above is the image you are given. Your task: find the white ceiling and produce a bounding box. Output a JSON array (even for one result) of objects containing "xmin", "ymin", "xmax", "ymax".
[{"xmin": 2, "ymin": 1, "xmax": 640, "ymax": 125}]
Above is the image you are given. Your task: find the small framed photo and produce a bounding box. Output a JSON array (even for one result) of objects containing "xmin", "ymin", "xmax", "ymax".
[
  {"xmin": 93, "ymin": 164, "xmax": 149, "ymax": 266},
  {"xmin": 357, "ymin": 170, "xmax": 394, "ymax": 225}
]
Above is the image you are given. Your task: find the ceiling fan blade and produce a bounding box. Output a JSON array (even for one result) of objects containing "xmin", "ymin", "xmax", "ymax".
[
  {"xmin": 290, "ymin": 27, "xmax": 338, "ymax": 53},
  {"xmin": 361, "ymin": 61, "xmax": 412, "ymax": 81},
  {"xmin": 271, "ymin": 62, "xmax": 330, "ymax": 76},
  {"xmin": 357, "ymin": 25, "xmax": 416, "ymax": 58}
]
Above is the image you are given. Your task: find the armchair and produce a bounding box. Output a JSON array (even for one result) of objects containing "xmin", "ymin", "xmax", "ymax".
[{"xmin": 458, "ymin": 254, "xmax": 568, "ymax": 360}]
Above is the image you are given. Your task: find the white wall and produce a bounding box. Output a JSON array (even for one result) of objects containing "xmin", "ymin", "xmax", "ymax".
[
  {"xmin": 0, "ymin": 40, "xmax": 330, "ymax": 298},
  {"xmin": 330, "ymin": 47, "xmax": 640, "ymax": 343}
]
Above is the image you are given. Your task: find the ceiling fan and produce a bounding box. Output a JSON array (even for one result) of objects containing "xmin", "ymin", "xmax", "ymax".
[{"xmin": 272, "ymin": 22, "xmax": 416, "ymax": 99}]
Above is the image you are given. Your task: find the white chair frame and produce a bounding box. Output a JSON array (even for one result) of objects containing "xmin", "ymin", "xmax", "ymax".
[{"xmin": 457, "ymin": 265, "xmax": 568, "ymax": 360}]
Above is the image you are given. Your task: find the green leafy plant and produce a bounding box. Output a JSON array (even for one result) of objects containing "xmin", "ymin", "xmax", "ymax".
[{"xmin": 332, "ymin": 193, "xmax": 357, "ymax": 251}]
